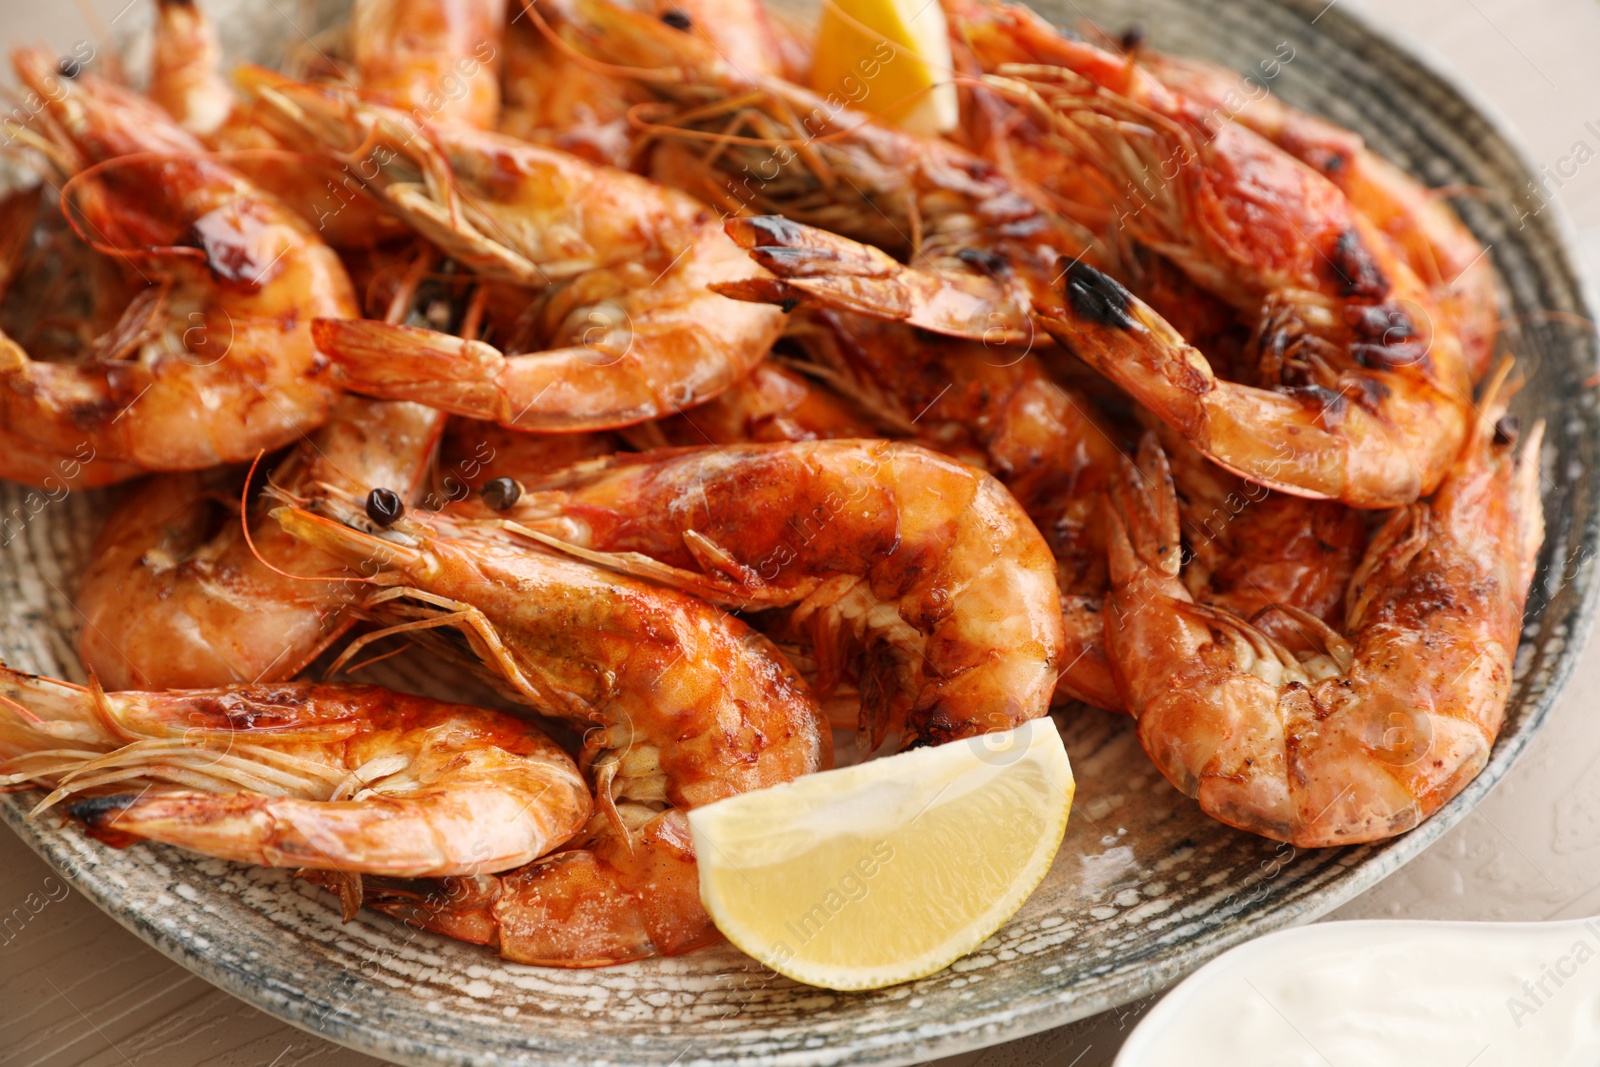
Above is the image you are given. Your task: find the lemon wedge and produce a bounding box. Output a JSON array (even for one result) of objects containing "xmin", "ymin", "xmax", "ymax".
[
  {"xmin": 808, "ymin": 0, "xmax": 959, "ymax": 135},
  {"xmin": 687, "ymin": 717, "xmax": 1073, "ymax": 990}
]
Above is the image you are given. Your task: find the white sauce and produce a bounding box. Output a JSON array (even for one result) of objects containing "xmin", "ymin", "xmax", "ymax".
[{"xmin": 1116, "ymin": 918, "xmax": 1600, "ymax": 1066}]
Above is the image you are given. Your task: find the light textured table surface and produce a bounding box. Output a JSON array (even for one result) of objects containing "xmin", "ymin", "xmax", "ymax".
[{"xmin": 4, "ymin": 0, "xmax": 1600, "ymax": 1064}]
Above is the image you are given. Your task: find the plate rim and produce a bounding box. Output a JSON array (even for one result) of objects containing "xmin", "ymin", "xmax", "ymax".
[{"xmin": 4, "ymin": 0, "xmax": 1600, "ymax": 1063}]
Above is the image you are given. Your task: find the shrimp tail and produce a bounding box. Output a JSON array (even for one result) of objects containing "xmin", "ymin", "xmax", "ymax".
[
  {"xmin": 719, "ymin": 216, "xmax": 1029, "ymax": 341},
  {"xmin": 313, "ymin": 319, "xmax": 510, "ymax": 422}
]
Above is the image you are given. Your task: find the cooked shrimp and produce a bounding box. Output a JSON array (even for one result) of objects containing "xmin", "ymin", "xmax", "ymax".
[
  {"xmin": 1101, "ymin": 375, "xmax": 1543, "ymax": 846},
  {"xmin": 1, "ymin": 51, "xmax": 356, "ymax": 479},
  {"xmin": 1136, "ymin": 49, "xmax": 1500, "ymax": 383},
  {"xmin": 1034, "ymin": 260, "xmax": 1465, "ymax": 508},
  {"xmin": 1148, "ymin": 418, "xmax": 1367, "ymax": 627},
  {"xmin": 498, "ymin": 0, "xmax": 784, "ymax": 164},
  {"xmin": 246, "ymin": 75, "xmax": 784, "ymax": 429},
  {"xmin": 552, "ymin": 0, "xmax": 1093, "ymax": 325},
  {"xmin": 498, "ymin": 11, "xmax": 645, "ymax": 166},
  {"xmin": 350, "ymin": 0, "xmax": 507, "ymax": 129},
  {"xmin": 452, "ymin": 439, "xmax": 1066, "ymax": 747},
  {"xmin": 639, "ymin": 359, "xmax": 882, "ymax": 448},
  {"xmin": 948, "ymin": 0, "xmax": 1475, "ymax": 504},
  {"xmin": 150, "ymin": 0, "xmax": 234, "ymax": 135},
  {"xmin": 75, "ymin": 396, "xmax": 445, "ymax": 690},
  {"xmin": 270, "ymin": 500, "xmax": 829, "ymax": 963},
  {"xmin": 0, "ymin": 668, "xmax": 591, "ymax": 877}
]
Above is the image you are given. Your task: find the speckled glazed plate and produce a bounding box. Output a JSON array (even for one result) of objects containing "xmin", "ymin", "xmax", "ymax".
[{"xmin": 2, "ymin": 0, "xmax": 1598, "ymax": 1064}]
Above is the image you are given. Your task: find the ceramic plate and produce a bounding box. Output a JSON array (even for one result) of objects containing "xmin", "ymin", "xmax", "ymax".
[{"xmin": 2, "ymin": 0, "xmax": 1597, "ymax": 1064}]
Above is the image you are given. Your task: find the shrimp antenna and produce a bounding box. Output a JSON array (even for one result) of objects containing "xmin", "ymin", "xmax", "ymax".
[{"xmin": 240, "ymin": 450, "xmax": 376, "ymax": 585}]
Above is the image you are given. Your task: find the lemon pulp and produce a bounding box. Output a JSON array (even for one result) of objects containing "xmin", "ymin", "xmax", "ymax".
[{"xmin": 688, "ymin": 717, "xmax": 1074, "ymax": 990}]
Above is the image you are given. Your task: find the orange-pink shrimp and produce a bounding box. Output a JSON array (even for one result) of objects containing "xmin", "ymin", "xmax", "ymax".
[
  {"xmin": 0, "ymin": 668, "xmax": 590, "ymax": 878},
  {"xmin": 350, "ymin": 0, "xmax": 507, "ymax": 129},
  {"xmin": 0, "ymin": 51, "xmax": 355, "ymax": 481},
  {"xmin": 74, "ymin": 396, "xmax": 444, "ymax": 690},
  {"xmin": 1034, "ymin": 260, "xmax": 1463, "ymax": 508},
  {"xmin": 1135, "ymin": 49, "xmax": 1500, "ymax": 383},
  {"xmin": 457, "ymin": 440, "xmax": 1066, "ymax": 747},
  {"xmin": 948, "ymin": 0, "xmax": 1475, "ymax": 506},
  {"xmin": 245, "ymin": 74, "xmax": 784, "ymax": 430},
  {"xmin": 1101, "ymin": 374, "xmax": 1542, "ymax": 846},
  {"xmin": 270, "ymin": 500, "xmax": 829, "ymax": 964}
]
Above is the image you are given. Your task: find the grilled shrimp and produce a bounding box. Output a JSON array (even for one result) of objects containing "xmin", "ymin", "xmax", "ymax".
[
  {"xmin": 498, "ymin": 11, "xmax": 645, "ymax": 166},
  {"xmin": 459, "ymin": 440, "xmax": 1066, "ymax": 747},
  {"xmin": 1034, "ymin": 261, "xmax": 1462, "ymax": 508},
  {"xmin": 551, "ymin": 0, "xmax": 1093, "ymax": 334},
  {"xmin": 150, "ymin": 0, "xmax": 234, "ymax": 135},
  {"xmin": 499, "ymin": 0, "xmax": 784, "ymax": 165},
  {"xmin": 0, "ymin": 51, "xmax": 355, "ymax": 480},
  {"xmin": 1149, "ymin": 419, "xmax": 1367, "ymax": 627},
  {"xmin": 75, "ymin": 396, "xmax": 444, "ymax": 690},
  {"xmin": 949, "ymin": 0, "xmax": 1475, "ymax": 505},
  {"xmin": 639, "ymin": 359, "xmax": 882, "ymax": 448},
  {"xmin": 1136, "ymin": 49, "xmax": 1500, "ymax": 383},
  {"xmin": 271, "ymin": 501, "xmax": 829, "ymax": 964},
  {"xmin": 0, "ymin": 668, "xmax": 590, "ymax": 877},
  {"xmin": 351, "ymin": 0, "xmax": 507, "ymax": 128},
  {"xmin": 1101, "ymin": 375, "xmax": 1543, "ymax": 846},
  {"xmin": 247, "ymin": 75, "xmax": 784, "ymax": 429}
]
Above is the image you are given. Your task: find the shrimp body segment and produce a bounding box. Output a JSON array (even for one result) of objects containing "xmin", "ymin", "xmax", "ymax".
[
  {"xmin": 478, "ymin": 440, "xmax": 1067, "ymax": 746},
  {"xmin": 272, "ymin": 502, "xmax": 829, "ymax": 963},
  {"xmin": 0, "ymin": 669, "xmax": 591, "ymax": 877},
  {"xmin": 1138, "ymin": 50, "xmax": 1500, "ymax": 383},
  {"xmin": 1103, "ymin": 388, "xmax": 1543, "ymax": 847},
  {"xmin": 351, "ymin": 0, "xmax": 508, "ymax": 129},
  {"xmin": 75, "ymin": 397, "xmax": 445, "ymax": 690},
  {"xmin": 1035, "ymin": 262, "xmax": 1461, "ymax": 508}
]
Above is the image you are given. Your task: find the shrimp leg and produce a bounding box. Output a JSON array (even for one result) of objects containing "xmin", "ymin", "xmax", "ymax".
[{"xmin": 1102, "ymin": 373, "xmax": 1542, "ymax": 846}]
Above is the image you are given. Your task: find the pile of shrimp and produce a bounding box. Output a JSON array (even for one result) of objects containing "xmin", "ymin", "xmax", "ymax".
[{"xmin": 0, "ymin": 0, "xmax": 1545, "ymax": 969}]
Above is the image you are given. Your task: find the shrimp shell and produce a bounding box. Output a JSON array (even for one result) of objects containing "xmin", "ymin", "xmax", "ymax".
[{"xmin": 0, "ymin": 668, "xmax": 591, "ymax": 878}]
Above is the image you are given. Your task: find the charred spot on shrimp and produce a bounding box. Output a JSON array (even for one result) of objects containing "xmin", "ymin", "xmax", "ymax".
[
  {"xmin": 1289, "ymin": 384, "xmax": 1350, "ymax": 427},
  {"xmin": 1063, "ymin": 261, "xmax": 1136, "ymax": 331},
  {"xmin": 740, "ymin": 215, "xmax": 807, "ymax": 249},
  {"xmin": 956, "ymin": 247, "xmax": 1011, "ymax": 277},
  {"xmin": 1327, "ymin": 229, "xmax": 1390, "ymax": 301},
  {"xmin": 66, "ymin": 794, "xmax": 138, "ymax": 827}
]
